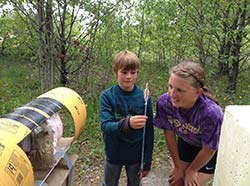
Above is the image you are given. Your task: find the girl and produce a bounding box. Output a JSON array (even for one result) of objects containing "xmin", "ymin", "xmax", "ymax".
[{"xmin": 154, "ymin": 61, "xmax": 223, "ymax": 186}]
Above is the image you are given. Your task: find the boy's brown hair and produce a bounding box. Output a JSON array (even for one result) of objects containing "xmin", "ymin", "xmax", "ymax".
[{"xmin": 112, "ymin": 50, "xmax": 140, "ymax": 74}]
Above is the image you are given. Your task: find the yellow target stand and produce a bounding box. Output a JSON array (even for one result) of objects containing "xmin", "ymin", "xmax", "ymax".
[{"xmin": 0, "ymin": 87, "xmax": 87, "ymax": 186}]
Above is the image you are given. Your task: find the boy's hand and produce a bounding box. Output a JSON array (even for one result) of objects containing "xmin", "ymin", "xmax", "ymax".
[
  {"xmin": 138, "ymin": 170, "xmax": 150, "ymax": 177},
  {"xmin": 129, "ymin": 115, "xmax": 148, "ymax": 129}
]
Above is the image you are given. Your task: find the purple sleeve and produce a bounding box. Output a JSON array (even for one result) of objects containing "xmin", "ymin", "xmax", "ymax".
[
  {"xmin": 200, "ymin": 105, "xmax": 223, "ymax": 150},
  {"xmin": 153, "ymin": 94, "xmax": 175, "ymax": 131}
]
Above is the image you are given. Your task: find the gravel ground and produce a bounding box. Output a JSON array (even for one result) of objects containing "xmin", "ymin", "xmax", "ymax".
[
  {"xmin": 141, "ymin": 166, "xmax": 170, "ymax": 186},
  {"xmin": 73, "ymin": 156, "xmax": 213, "ymax": 186},
  {"xmin": 73, "ymin": 155, "xmax": 172, "ymax": 186}
]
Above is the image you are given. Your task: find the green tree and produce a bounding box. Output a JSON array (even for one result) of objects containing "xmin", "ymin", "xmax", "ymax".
[{"xmin": 216, "ymin": 0, "xmax": 250, "ymax": 91}]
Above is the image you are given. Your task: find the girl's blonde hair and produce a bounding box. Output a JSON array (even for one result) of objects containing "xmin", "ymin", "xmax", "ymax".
[
  {"xmin": 170, "ymin": 60, "xmax": 218, "ymax": 104},
  {"xmin": 112, "ymin": 50, "xmax": 140, "ymax": 74},
  {"xmin": 170, "ymin": 61, "xmax": 205, "ymax": 88}
]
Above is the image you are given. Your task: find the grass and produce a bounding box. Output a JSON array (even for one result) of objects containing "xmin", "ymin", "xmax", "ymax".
[{"xmin": 1, "ymin": 56, "xmax": 250, "ymax": 185}]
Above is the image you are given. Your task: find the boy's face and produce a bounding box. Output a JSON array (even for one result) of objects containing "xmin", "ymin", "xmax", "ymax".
[{"xmin": 116, "ymin": 68, "xmax": 138, "ymax": 92}]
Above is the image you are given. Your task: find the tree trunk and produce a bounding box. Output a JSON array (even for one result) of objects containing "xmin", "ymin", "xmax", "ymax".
[
  {"xmin": 37, "ymin": 0, "xmax": 46, "ymax": 92},
  {"xmin": 137, "ymin": 2, "xmax": 145, "ymax": 59},
  {"xmin": 227, "ymin": 0, "xmax": 247, "ymax": 92},
  {"xmin": 36, "ymin": 0, "xmax": 55, "ymax": 92},
  {"xmin": 218, "ymin": 7, "xmax": 230, "ymax": 75},
  {"xmin": 45, "ymin": 0, "xmax": 55, "ymax": 89},
  {"xmin": 218, "ymin": 37, "xmax": 231, "ymax": 75},
  {"xmin": 58, "ymin": 0, "xmax": 68, "ymax": 86}
]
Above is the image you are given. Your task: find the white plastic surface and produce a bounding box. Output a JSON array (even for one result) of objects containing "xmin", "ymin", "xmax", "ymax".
[{"xmin": 213, "ymin": 105, "xmax": 250, "ymax": 186}]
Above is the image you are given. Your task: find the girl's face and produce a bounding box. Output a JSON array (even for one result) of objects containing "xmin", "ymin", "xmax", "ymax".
[
  {"xmin": 168, "ymin": 73, "xmax": 201, "ymax": 109},
  {"xmin": 116, "ymin": 68, "xmax": 138, "ymax": 92}
]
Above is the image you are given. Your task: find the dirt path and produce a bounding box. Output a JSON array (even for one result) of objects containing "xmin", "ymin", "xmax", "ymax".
[
  {"xmin": 141, "ymin": 167, "xmax": 170, "ymax": 186},
  {"xmin": 74, "ymin": 156, "xmax": 172, "ymax": 186}
]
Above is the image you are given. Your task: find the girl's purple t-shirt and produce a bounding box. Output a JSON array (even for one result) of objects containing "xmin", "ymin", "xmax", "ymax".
[{"xmin": 153, "ymin": 93, "xmax": 223, "ymax": 150}]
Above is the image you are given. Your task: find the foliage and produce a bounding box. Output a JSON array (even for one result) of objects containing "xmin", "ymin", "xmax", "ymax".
[
  {"xmin": 0, "ymin": 57, "xmax": 40, "ymax": 114},
  {"xmin": 1, "ymin": 0, "xmax": 250, "ymax": 92},
  {"xmin": 0, "ymin": 11, "xmax": 35, "ymax": 58},
  {"xmin": 1, "ymin": 0, "xmax": 250, "ymax": 181},
  {"xmin": 1, "ymin": 54, "xmax": 250, "ymax": 170}
]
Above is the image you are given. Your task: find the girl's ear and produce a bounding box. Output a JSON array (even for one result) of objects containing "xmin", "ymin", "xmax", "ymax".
[{"xmin": 196, "ymin": 88, "xmax": 203, "ymax": 95}]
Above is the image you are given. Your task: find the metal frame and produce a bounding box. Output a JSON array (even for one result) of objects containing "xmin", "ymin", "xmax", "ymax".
[{"xmin": 34, "ymin": 143, "xmax": 74, "ymax": 186}]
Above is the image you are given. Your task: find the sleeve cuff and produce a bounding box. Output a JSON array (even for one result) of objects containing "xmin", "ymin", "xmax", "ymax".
[{"xmin": 118, "ymin": 115, "xmax": 132, "ymax": 132}]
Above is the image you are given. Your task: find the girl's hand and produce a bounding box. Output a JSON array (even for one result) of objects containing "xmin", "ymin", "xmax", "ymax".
[
  {"xmin": 168, "ymin": 167, "xmax": 184, "ymax": 186},
  {"xmin": 184, "ymin": 168, "xmax": 200, "ymax": 186}
]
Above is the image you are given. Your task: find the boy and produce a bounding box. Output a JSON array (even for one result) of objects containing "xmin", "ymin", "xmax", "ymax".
[{"xmin": 100, "ymin": 50, "xmax": 154, "ymax": 186}]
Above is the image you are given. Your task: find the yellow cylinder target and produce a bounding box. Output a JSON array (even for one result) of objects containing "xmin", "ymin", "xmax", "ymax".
[
  {"xmin": 0, "ymin": 118, "xmax": 31, "ymax": 144},
  {"xmin": 38, "ymin": 87, "xmax": 87, "ymax": 139},
  {"xmin": 0, "ymin": 139, "xmax": 34, "ymax": 186},
  {"xmin": 0, "ymin": 87, "xmax": 87, "ymax": 185}
]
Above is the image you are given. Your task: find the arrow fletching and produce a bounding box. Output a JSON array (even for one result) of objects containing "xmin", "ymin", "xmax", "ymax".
[{"xmin": 144, "ymin": 82, "xmax": 149, "ymax": 103}]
